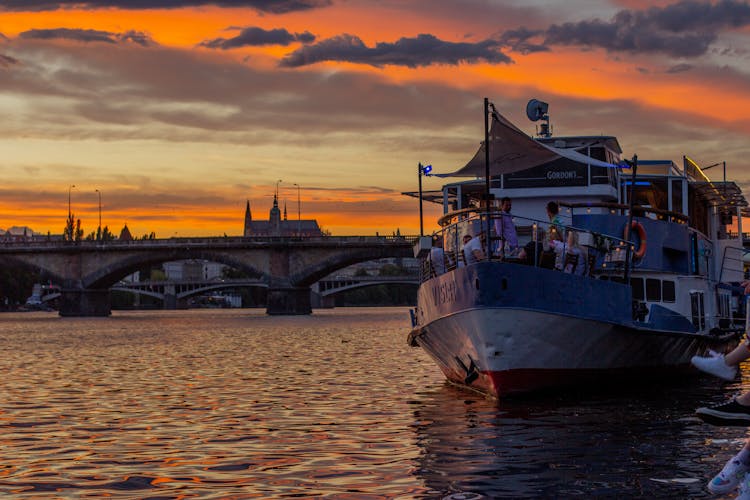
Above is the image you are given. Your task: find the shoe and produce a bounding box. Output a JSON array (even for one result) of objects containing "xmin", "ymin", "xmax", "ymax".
[
  {"xmin": 697, "ymin": 399, "xmax": 750, "ymax": 426},
  {"xmin": 737, "ymin": 472, "xmax": 750, "ymax": 500},
  {"xmin": 708, "ymin": 455, "xmax": 750, "ymax": 494},
  {"xmin": 691, "ymin": 352, "xmax": 737, "ymax": 381}
]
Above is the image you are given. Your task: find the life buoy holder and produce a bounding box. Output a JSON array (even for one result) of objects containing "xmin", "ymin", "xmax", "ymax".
[{"xmin": 625, "ymin": 221, "xmax": 647, "ymax": 259}]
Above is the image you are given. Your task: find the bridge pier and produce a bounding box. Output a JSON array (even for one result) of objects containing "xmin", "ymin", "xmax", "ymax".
[
  {"xmin": 59, "ymin": 288, "xmax": 112, "ymax": 317},
  {"xmin": 267, "ymin": 287, "xmax": 312, "ymax": 315}
]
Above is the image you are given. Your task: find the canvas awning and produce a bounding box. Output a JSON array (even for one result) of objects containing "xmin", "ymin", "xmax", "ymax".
[{"xmin": 434, "ymin": 109, "xmax": 619, "ymax": 178}]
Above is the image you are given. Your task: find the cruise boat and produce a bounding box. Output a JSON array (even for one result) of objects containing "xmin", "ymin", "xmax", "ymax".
[{"xmin": 407, "ymin": 98, "xmax": 748, "ymax": 397}]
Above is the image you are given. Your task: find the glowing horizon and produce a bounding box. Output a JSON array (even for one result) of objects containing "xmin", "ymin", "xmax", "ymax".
[{"xmin": 1, "ymin": 0, "xmax": 749, "ymax": 237}]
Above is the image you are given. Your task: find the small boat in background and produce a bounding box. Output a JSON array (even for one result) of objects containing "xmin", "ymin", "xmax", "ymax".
[{"xmin": 407, "ymin": 98, "xmax": 747, "ymax": 397}]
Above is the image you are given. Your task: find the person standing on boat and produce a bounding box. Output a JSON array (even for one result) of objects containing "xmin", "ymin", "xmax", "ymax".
[
  {"xmin": 691, "ymin": 280, "xmax": 750, "ymax": 497},
  {"xmin": 462, "ymin": 233, "xmax": 485, "ymax": 265},
  {"xmin": 546, "ymin": 201, "xmax": 564, "ymax": 240},
  {"xmin": 429, "ymin": 235, "xmax": 446, "ymax": 276},
  {"xmin": 494, "ymin": 197, "xmax": 518, "ymax": 257}
]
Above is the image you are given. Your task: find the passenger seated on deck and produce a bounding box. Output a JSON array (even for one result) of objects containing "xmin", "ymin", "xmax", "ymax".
[
  {"xmin": 462, "ymin": 233, "xmax": 485, "ymax": 265},
  {"xmin": 549, "ymin": 230, "xmax": 585, "ymax": 275},
  {"xmin": 518, "ymin": 229, "xmax": 546, "ymax": 266}
]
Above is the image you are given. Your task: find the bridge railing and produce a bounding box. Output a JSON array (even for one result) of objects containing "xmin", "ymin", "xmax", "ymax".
[{"xmin": 0, "ymin": 234, "xmax": 420, "ymax": 249}]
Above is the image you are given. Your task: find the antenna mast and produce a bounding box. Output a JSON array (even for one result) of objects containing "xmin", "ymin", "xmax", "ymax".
[{"xmin": 526, "ymin": 99, "xmax": 552, "ymax": 137}]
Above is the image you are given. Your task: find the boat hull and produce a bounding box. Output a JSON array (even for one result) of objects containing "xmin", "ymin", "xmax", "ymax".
[{"xmin": 411, "ymin": 262, "xmax": 739, "ymax": 397}]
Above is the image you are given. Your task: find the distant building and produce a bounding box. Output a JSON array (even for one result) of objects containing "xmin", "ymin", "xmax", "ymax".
[
  {"xmin": 163, "ymin": 260, "xmax": 224, "ymax": 281},
  {"xmin": 243, "ymin": 194, "xmax": 322, "ymax": 237},
  {"xmin": 3, "ymin": 226, "xmax": 35, "ymax": 241},
  {"xmin": 1, "ymin": 226, "xmax": 58, "ymax": 242}
]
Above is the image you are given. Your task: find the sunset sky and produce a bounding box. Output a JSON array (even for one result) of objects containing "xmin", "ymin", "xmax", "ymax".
[{"xmin": 2, "ymin": 0, "xmax": 750, "ymax": 237}]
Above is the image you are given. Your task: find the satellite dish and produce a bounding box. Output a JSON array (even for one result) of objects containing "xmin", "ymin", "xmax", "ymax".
[{"xmin": 526, "ymin": 99, "xmax": 549, "ymax": 122}]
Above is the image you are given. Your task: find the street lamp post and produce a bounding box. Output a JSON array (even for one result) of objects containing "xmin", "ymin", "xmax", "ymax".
[
  {"xmin": 293, "ymin": 183, "xmax": 301, "ymax": 236},
  {"xmin": 95, "ymin": 189, "xmax": 102, "ymax": 240},
  {"xmin": 68, "ymin": 184, "xmax": 76, "ymax": 218},
  {"xmin": 418, "ymin": 163, "xmax": 432, "ymax": 236}
]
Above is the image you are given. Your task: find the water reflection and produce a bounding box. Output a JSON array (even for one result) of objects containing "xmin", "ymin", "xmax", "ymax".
[
  {"xmin": 411, "ymin": 379, "xmax": 750, "ymax": 498},
  {"xmin": 0, "ymin": 309, "xmax": 748, "ymax": 498}
]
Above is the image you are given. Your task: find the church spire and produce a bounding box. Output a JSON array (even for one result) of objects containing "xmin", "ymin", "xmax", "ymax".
[
  {"xmin": 244, "ymin": 200, "xmax": 252, "ymax": 237},
  {"xmin": 284, "ymin": 202, "xmax": 287, "ymax": 221}
]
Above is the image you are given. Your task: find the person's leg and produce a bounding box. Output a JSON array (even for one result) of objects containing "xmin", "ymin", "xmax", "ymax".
[
  {"xmin": 726, "ymin": 339, "xmax": 750, "ymax": 366},
  {"xmin": 692, "ymin": 338, "xmax": 750, "ymax": 380},
  {"xmin": 708, "ymin": 440, "xmax": 750, "ymax": 495}
]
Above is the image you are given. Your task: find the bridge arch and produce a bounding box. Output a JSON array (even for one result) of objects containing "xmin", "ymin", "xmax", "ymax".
[
  {"xmin": 291, "ymin": 246, "xmax": 413, "ymax": 287},
  {"xmin": 316, "ymin": 278, "xmax": 418, "ymax": 297},
  {"xmin": 83, "ymin": 250, "xmax": 267, "ymax": 289}
]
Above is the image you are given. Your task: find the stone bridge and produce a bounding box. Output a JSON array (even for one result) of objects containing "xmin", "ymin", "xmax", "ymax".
[
  {"xmin": 111, "ymin": 275, "xmax": 419, "ymax": 309},
  {"xmin": 0, "ymin": 235, "xmax": 415, "ymax": 316}
]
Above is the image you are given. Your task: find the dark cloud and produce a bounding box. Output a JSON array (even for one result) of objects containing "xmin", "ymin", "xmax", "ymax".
[
  {"xmin": 20, "ymin": 28, "xmax": 118, "ymax": 44},
  {"xmin": 280, "ymin": 33, "xmax": 511, "ymax": 68},
  {"xmin": 496, "ymin": 27, "xmax": 548, "ymax": 54},
  {"xmin": 499, "ymin": 0, "xmax": 750, "ymax": 58},
  {"xmin": 120, "ymin": 30, "xmax": 156, "ymax": 47},
  {"xmin": 19, "ymin": 28, "xmax": 156, "ymax": 46},
  {"xmin": 200, "ymin": 26, "xmax": 315, "ymax": 49},
  {"xmin": 0, "ymin": 54, "xmax": 18, "ymax": 67},
  {"xmin": 666, "ymin": 63, "xmax": 693, "ymax": 73},
  {"xmin": 0, "ymin": 0, "xmax": 331, "ymax": 14}
]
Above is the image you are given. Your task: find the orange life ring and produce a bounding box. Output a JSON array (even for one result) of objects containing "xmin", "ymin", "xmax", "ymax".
[{"xmin": 625, "ymin": 221, "xmax": 647, "ymax": 259}]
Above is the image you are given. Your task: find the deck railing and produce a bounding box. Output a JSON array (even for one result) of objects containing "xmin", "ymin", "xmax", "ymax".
[{"xmin": 420, "ymin": 209, "xmax": 633, "ymax": 283}]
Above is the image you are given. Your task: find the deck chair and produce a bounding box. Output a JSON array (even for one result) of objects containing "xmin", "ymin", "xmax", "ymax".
[
  {"xmin": 563, "ymin": 253, "xmax": 579, "ymax": 274},
  {"xmin": 540, "ymin": 250, "xmax": 556, "ymax": 269}
]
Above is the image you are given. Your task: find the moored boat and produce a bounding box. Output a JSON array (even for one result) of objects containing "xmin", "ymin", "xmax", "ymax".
[{"xmin": 407, "ymin": 98, "xmax": 748, "ymax": 397}]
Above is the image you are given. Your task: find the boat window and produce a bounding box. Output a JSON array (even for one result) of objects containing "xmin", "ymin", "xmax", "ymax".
[
  {"xmin": 718, "ymin": 292, "xmax": 731, "ymax": 326},
  {"xmin": 671, "ymin": 179, "xmax": 684, "ymax": 215},
  {"xmin": 630, "ymin": 178, "xmax": 669, "ymax": 214},
  {"xmin": 662, "ymin": 281, "xmax": 676, "ymax": 302},
  {"xmin": 630, "ymin": 277, "xmax": 644, "ymax": 300},
  {"xmin": 688, "ymin": 185, "xmax": 709, "ymax": 235},
  {"xmin": 589, "ymin": 147, "xmax": 606, "ymax": 161},
  {"xmin": 646, "ymin": 278, "xmax": 662, "ymax": 301},
  {"xmin": 591, "ymin": 166, "xmax": 610, "ymax": 185},
  {"xmin": 690, "ymin": 292, "xmax": 705, "ymax": 330}
]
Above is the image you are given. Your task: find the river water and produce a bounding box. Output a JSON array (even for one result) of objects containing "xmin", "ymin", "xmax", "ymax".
[{"xmin": 0, "ymin": 307, "xmax": 748, "ymax": 498}]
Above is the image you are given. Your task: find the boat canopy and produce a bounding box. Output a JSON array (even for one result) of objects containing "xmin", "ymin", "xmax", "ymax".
[{"xmin": 434, "ymin": 109, "xmax": 620, "ymax": 178}]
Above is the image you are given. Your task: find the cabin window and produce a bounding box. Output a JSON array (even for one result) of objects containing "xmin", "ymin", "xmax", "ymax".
[
  {"xmin": 646, "ymin": 279, "xmax": 662, "ymax": 301},
  {"xmin": 662, "ymin": 281, "xmax": 676, "ymax": 302},
  {"xmin": 690, "ymin": 291, "xmax": 705, "ymax": 330},
  {"xmin": 671, "ymin": 179, "xmax": 684, "ymax": 215},
  {"xmin": 717, "ymin": 292, "xmax": 731, "ymax": 325},
  {"xmin": 630, "ymin": 278, "xmax": 644, "ymax": 300},
  {"xmin": 589, "ymin": 147, "xmax": 606, "ymax": 161}
]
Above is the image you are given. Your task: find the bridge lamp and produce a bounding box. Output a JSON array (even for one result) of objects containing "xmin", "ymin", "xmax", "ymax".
[
  {"xmin": 293, "ymin": 183, "xmax": 301, "ymax": 236},
  {"xmin": 95, "ymin": 189, "xmax": 102, "ymax": 240},
  {"xmin": 68, "ymin": 184, "xmax": 76, "ymax": 218}
]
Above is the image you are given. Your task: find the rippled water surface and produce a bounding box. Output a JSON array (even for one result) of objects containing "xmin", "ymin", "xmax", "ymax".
[{"xmin": 1, "ymin": 308, "xmax": 749, "ymax": 498}]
